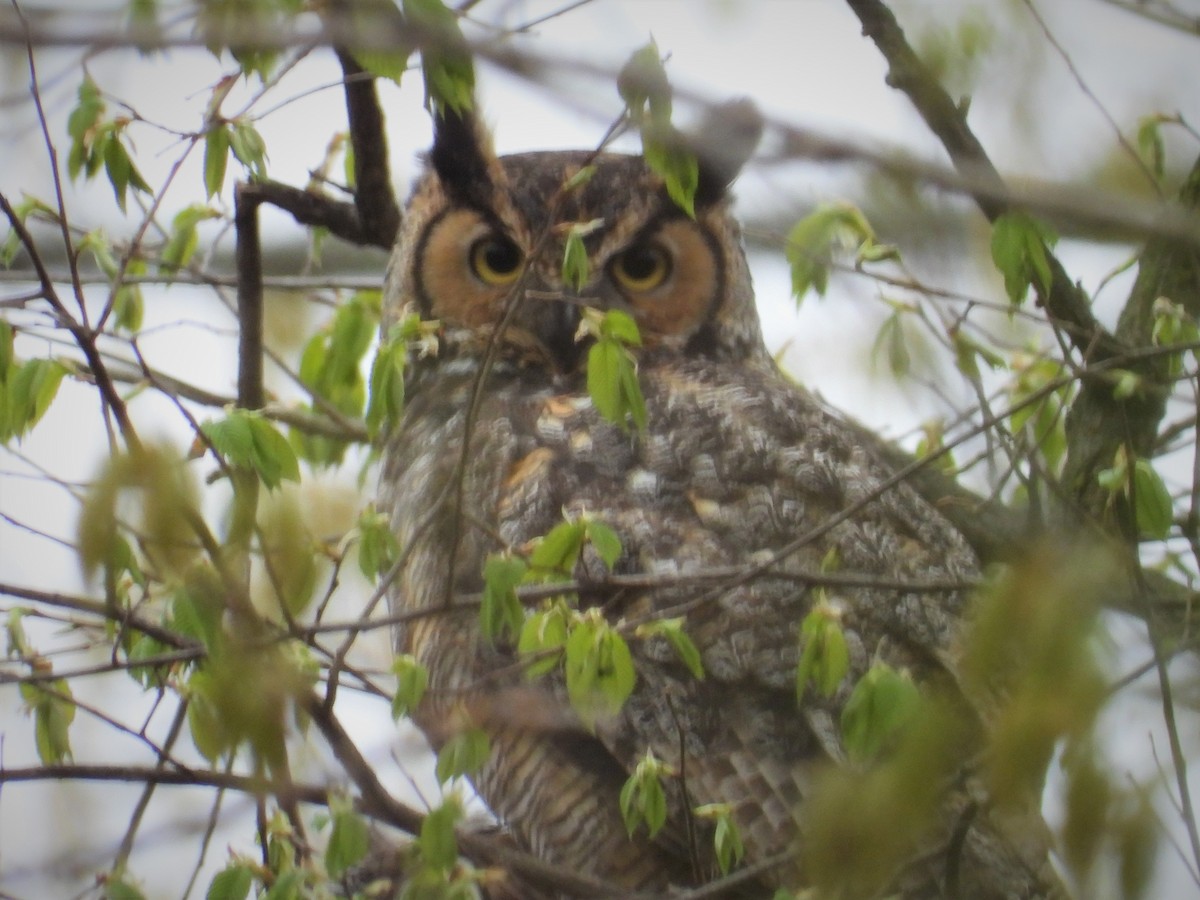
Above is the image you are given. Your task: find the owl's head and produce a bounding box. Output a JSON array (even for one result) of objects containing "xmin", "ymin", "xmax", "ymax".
[{"xmin": 385, "ymin": 106, "xmax": 766, "ymax": 375}]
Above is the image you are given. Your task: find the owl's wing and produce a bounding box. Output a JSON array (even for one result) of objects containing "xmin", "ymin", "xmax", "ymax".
[{"xmin": 496, "ymin": 357, "xmax": 1059, "ymax": 897}]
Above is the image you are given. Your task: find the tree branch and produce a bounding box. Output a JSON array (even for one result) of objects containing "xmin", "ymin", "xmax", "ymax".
[
  {"xmin": 843, "ymin": 0, "xmax": 1117, "ymax": 360},
  {"xmin": 1061, "ymin": 155, "xmax": 1200, "ymax": 526},
  {"xmin": 234, "ymin": 182, "xmax": 265, "ymax": 412},
  {"xmin": 336, "ymin": 48, "xmax": 402, "ymax": 247}
]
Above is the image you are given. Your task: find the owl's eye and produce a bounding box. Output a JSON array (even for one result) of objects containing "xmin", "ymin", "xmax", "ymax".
[
  {"xmin": 469, "ymin": 235, "xmax": 523, "ymax": 286},
  {"xmin": 611, "ymin": 242, "xmax": 672, "ymax": 292}
]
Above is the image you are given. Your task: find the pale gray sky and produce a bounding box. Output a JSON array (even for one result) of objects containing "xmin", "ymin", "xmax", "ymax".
[{"xmin": 2, "ymin": 2, "xmax": 1199, "ymax": 896}]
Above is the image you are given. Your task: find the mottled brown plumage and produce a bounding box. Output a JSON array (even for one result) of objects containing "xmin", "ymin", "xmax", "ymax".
[{"xmin": 378, "ymin": 108, "xmax": 1061, "ymax": 898}]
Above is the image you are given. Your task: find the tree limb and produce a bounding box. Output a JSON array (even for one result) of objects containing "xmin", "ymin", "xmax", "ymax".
[{"xmin": 843, "ymin": 0, "xmax": 1117, "ymax": 360}]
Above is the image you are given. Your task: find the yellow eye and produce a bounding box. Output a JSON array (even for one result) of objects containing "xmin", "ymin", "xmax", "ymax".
[
  {"xmin": 611, "ymin": 242, "xmax": 671, "ymax": 292},
  {"xmin": 469, "ymin": 235, "xmax": 523, "ymax": 286}
]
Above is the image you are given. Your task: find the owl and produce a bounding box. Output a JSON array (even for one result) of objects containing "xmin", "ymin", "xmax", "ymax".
[{"xmin": 378, "ymin": 107, "xmax": 1062, "ymax": 898}]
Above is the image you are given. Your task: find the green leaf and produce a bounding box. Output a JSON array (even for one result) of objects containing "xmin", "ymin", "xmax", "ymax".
[
  {"xmin": 562, "ymin": 228, "xmax": 590, "ymax": 292},
  {"xmin": 111, "ymin": 257, "xmax": 146, "ymax": 333},
  {"xmin": 1111, "ymin": 369, "xmax": 1142, "ymax": 401},
  {"xmin": 357, "ymin": 504, "xmax": 399, "ymax": 581},
  {"xmin": 206, "ymin": 864, "xmax": 254, "ymax": 900},
  {"xmin": 161, "ymin": 204, "xmax": 219, "ymax": 272},
  {"xmin": 262, "ymin": 870, "xmax": 301, "ymax": 900},
  {"xmin": 349, "ymin": 0, "xmax": 413, "ymax": 83},
  {"xmin": 1008, "ymin": 355, "xmax": 1071, "ymax": 474},
  {"xmin": 796, "ymin": 602, "xmax": 849, "ymax": 701},
  {"xmin": 366, "ymin": 326, "xmax": 408, "ymax": 439},
  {"xmin": 0, "ymin": 320, "xmax": 12, "ymax": 374},
  {"xmin": 517, "ymin": 604, "xmax": 569, "ymax": 678},
  {"xmin": 391, "ymin": 654, "xmax": 429, "ymax": 720},
  {"xmin": 325, "ymin": 808, "xmax": 370, "ymax": 878},
  {"xmin": 587, "ymin": 340, "xmax": 642, "ymax": 433},
  {"xmin": 481, "ymin": 554, "xmax": 527, "ymax": 643},
  {"xmin": 79, "ymin": 446, "xmax": 200, "ymax": 583},
  {"xmin": 201, "ymin": 409, "xmax": 300, "ymax": 489},
  {"xmin": 695, "ymin": 803, "xmax": 744, "ymax": 875},
  {"xmin": 200, "ymin": 409, "xmax": 255, "ymax": 466},
  {"xmin": 584, "ymin": 519, "xmax": 623, "ymax": 570},
  {"xmin": 1150, "ymin": 297, "xmax": 1199, "ymax": 379},
  {"xmin": 113, "ymin": 283, "xmax": 145, "ymax": 334},
  {"xmin": 597, "ymin": 308, "xmax": 642, "ymax": 346},
  {"xmin": 952, "ymin": 331, "xmax": 1006, "ymax": 382},
  {"xmin": 871, "ymin": 310, "xmax": 910, "ymax": 378},
  {"xmin": 840, "ymin": 663, "xmax": 920, "ymax": 763},
  {"xmin": 616, "ymin": 44, "xmax": 698, "ymax": 215},
  {"xmin": 1132, "ymin": 458, "xmax": 1173, "ymax": 540},
  {"xmin": 104, "ymin": 133, "xmax": 131, "ymax": 209},
  {"xmin": 204, "ymin": 125, "xmax": 231, "ymax": 198},
  {"xmin": 80, "ymin": 227, "xmax": 119, "ymax": 277},
  {"xmin": 19, "ymin": 679, "xmax": 75, "ymax": 764},
  {"xmin": 1116, "ymin": 791, "xmax": 1157, "ymax": 900},
  {"xmin": 617, "ymin": 41, "xmax": 671, "ymax": 124},
  {"xmin": 857, "ymin": 239, "xmax": 900, "ymax": 264},
  {"xmin": 564, "ymin": 613, "xmax": 636, "ymax": 727},
  {"xmin": 618, "ymin": 356, "xmax": 648, "ymax": 433},
  {"xmin": 293, "ymin": 292, "xmax": 380, "ymax": 464},
  {"xmin": 528, "ymin": 520, "xmax": 587, "ymax": 578},
  {"xmin": 619, "ymin": 751, "xmax": 670, "ymax": 838},
  {"xmin": 247, "ymin": 415, "xmax": 301, "ymax": 489},
  {"xmin": 636, "ymin": 617, "xmax": 704, "ymax": 679},
  {"xmin": 435, "ymin": 726, "xmax": 490, "ymax": 783},
  {"xmin": 1060, "ymin": 742, "xmax": 1112, "ymax": 878},
  {"xmin": 1135, "ymin": 115, "xmax": 1166, "ymax": 180},
  {"xmin": 6, "ymin": 607, "xmax": 30, "ymax": 658},
  {"xmin": 990, "ymin": 211, "xmax": 1058, "ymax": 305},
  {"xmin": 171, "ymin": 579, "xmax": 224, "ymax": 652},
  {"xmin": 6, "ymin": 358, "xmax": 67, "ymax": 439},
  {"xmin": 404, "ymin": 0, "xmax": 475, "ymax": 116},
  {"xmin": 643, "ymin": 134, "xmax": 698, "ymax": 218},
  {"xmin": 419, "ymin": 795, "xmax": 463, "ymax": 873},
  {"xmin": 581, "ymin": 309, "xmax": 647, "ymax": 432},
  {"xmin": 229, "ymin": 119, "xmax": 267, "ymax": 180},
  {"xmin": 784, "ymin": 204, "xmax": 876, "ymax": 303},
  {"xmin": 126, "ymin": 632, "xmax": 173, "ymax": 689},
  {"xmin": 202, "ymin": 410, "xmax": 298, "ymax": 489},
  {"xmin": 67, "ymin": 77, "xmax": 105, "ymax": 180},
  {"xmin": 563, "ymin": 164, "xmax": 596, "ymax": 192},
  {"xmin": 104, "ymin": 875, "xmax": 147, "ymax": 900},
  {"xmin": 67, "ymin": 77, "xmax": 104, "ymax": 142}
]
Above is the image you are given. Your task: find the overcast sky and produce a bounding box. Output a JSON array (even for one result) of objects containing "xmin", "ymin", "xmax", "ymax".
[{"xmin": 3, "ymin": 2, "xmax": 1200, "ymax": 896}]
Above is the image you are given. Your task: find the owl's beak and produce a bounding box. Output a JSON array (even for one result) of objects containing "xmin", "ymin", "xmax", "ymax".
[{"xmin": 521, "ymin": 288, "xmax": 585, "ymax": 375}]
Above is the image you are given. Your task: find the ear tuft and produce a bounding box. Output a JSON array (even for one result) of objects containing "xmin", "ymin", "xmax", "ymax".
[
  {"xmin": 691, "ymin": 98, "xmax": 763, "ymax": 206},
  {"xmin": 430, "ymin": 108, "xmax": 499, "ymax": 209}
]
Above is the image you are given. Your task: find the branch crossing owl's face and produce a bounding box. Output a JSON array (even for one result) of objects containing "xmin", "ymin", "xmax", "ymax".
[{"xmin": 385, "ymin": 109, "xmax": 767, "ymax": 377}]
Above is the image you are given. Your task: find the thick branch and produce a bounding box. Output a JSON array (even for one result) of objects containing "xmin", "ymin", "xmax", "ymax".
[
  {"xmin": 840, "ymin": 0, "xmax": 1200, "ymax": 542},
  {"xmin": 234, "ymin": 182, "xmax": 265, "ymax": 411},
  {"xmin": 249, "ymin": 178, "xmax": 379, "ymax": 245},
  {"xmin": 1062, "ymin": 155, "xmax": 1200, "ymax": 527},
  {"xmin": 336, "ymin": 48, "xmax": 402, "ymax": 247},
  {"xmin": 844, "ymin": 0, "xmax": 1116, "ymax": 360}
]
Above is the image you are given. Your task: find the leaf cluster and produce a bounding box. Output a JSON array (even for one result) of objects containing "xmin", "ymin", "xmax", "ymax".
[
  {"xmin": 580, "ymin": 308, "xmax": 647, "ymax": 434},
  {"xmin": 0, "ymin": 322, "xmax": 67, "ymax": 444},
  {"xmin": 618, "ymin": 42, "xmax": 699, "ymax": 216}
]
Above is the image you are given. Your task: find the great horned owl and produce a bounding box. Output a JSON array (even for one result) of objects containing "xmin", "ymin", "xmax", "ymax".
[{"xmin": 378, "ymin": 108, "xmax": 1061, "ymax": 898}]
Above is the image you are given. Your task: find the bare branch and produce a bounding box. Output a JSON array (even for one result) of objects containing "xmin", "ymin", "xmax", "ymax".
[
  {"xmin": 334, "ymin": 49, "xmax": 402, "ymax": 247},
  {"xmin": 234, "ymin": 182, "xmax": 265, "ymax": 411}
]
